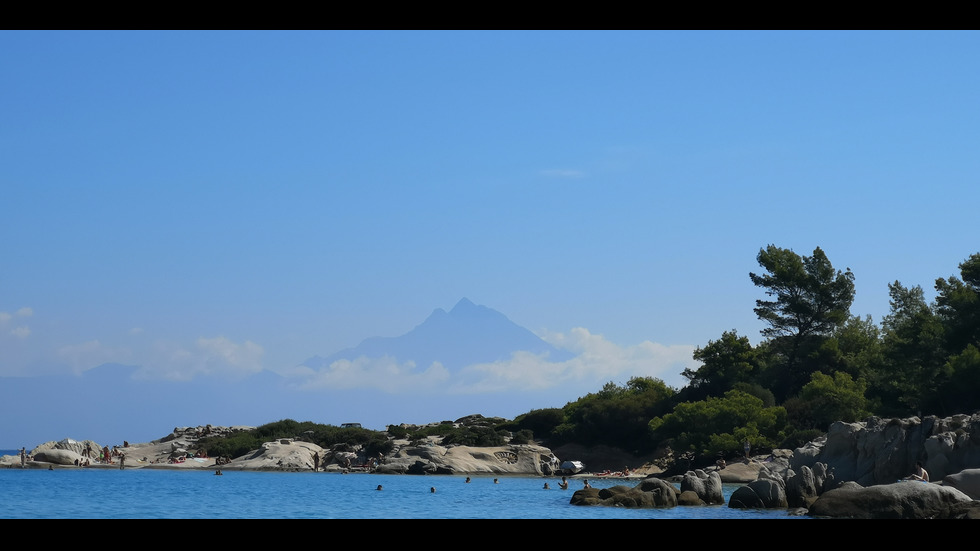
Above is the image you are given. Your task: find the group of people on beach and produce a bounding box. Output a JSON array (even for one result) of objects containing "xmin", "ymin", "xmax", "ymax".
[
  {"xmin": 17, "ymin": 443, "xmax": 118, "ymax": 468},
  {"xmin": 80, "ymin": 443, "xmax": 119, "ymax": 465},
  {"xmin": 592, "ymin": 466, "xmax": 632, "ymax": 477}
]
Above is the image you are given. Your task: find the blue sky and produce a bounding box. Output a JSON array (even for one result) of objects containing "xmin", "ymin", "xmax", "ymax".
[{"xmin": 3, "ymin": 31, "xmax": 979, "ymax": 445}]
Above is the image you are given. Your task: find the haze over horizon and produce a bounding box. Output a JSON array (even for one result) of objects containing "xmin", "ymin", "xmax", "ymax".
[
  {"xmin": 3, "ymin": 30, "xmax": 979, "ymax": 447},
  {"xmin": 0, "ymin": 297, "xmax": 696, "ymax": 447}
]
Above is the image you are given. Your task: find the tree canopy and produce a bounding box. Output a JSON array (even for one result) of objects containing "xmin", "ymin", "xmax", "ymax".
[
  {"xmin": 749, "ymin": 245, "xmax": 855, "ymax": 341},
  {"xmin": 748, "ymin": 245, "xmax": 856, "ymax": 400},
  {"xmin": 648, "ymin": 389, "xmax": 788, "ymax": 458},
  {"xmin": 681, "ymin": 330, "xmax": 758, "ymax": 401}
]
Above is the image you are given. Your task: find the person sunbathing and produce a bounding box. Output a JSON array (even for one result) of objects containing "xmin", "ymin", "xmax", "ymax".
[{"xmin": 905, "ymin": 462, "xmax": 929, "ymax": 482}]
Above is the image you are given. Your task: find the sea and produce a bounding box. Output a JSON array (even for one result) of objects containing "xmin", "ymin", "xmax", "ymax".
[{"xmin": 0, "ymin": 461, "xmax": 809, "ymax": 519}]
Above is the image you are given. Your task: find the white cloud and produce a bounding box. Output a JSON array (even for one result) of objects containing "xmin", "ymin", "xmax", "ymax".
[
  {"xmin": 287, "ymin": 327, "xmax": 697, "ymax": 397},
  {"xmin": 197, "ymin": 336, "xmax": 264, "ymax": 373},
  {"xmin": 137, "ymin": 336, "xmax": 265, "ymax": 381},
  {"xmin": 296, "ymin": 355, "xmax": 451, "ymax": 393},
  {"xmin": 448, "ymin": 328, "xmax": 696, "ymax": 394},
  {"xmin": 46, "ymin": 335, "xmax": 267, "ymax": 381},
  {"xmin": 2, "ymin": 307, "xmax": 35, "ymax": 341}
]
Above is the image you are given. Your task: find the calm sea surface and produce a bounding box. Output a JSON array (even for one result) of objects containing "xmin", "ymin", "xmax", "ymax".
[{"xmin": 0, "ymin": 467, "xmax": 809, "ymax": 519}]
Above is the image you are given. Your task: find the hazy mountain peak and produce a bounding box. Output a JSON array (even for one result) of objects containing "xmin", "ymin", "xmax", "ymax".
[
  {"xmin": 450, "ymin": 297, "xmax": 478, "ymax": 313},
  {"xmin": 424, "ymin": 307, "xmax": 448, "ymax": 322},
  {"xmin": 306, "ymin": 298, "xmax": 572, "ymax": 370}
]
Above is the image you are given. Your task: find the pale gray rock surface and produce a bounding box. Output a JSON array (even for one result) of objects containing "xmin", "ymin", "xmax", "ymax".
[
  {"xmin": 680, "ymin": 469, "xmax": 724, "ymax": 505},
  {"xmin": 942, "ymin": 468, "xmax": 980, "ymax": 500},
  {"xmin": 728, "ymin": 476, "xmax": 788, "ymax": 509},
  {"xmin": 32, "ymin": 448, "xmax": 84, "ymax": 466},
  {"xmin": 791, "ymin": 414, "xmax": 980, "ymax": 486},
  {"xmin": 224, "ymin": 439, "xmax": 325, "ymax": 471},
  {"xmin": 376, "ymin": 442, "xmax": 560, "ymax": 476},
  {"xmin": 785, "ymin": 465, "xmax": 819, "ymax": 508},
  {"xmin": 808, "ymin": 481, "xmax": 974, "ymax": 519}
]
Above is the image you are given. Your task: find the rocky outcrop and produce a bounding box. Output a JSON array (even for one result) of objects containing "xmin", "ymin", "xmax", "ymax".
[
  {"xmin": 791, "ymin": 414, "xmax": 980, "ymax": 486},
  {"xmin": 728, "ymin": 468, "xmax": 788, "ymax": 509},
  {"xmin": 11, "ymin": 421, "xmax": 565, "ymax": 475},
  {"xmin": 680, "ymin": 469, "xmax": 724, "ymax": 505},
  {"xmin": 225, "ymin": 439, "xmax": 325, "ymax": 472},
  {"xmin": 570, "ymin": 478, "xmax": 680, "ymax": 508},
  {"xmin": 376, "ymin": 443, "xmax": 560, "ymax": 476},
  {"xmin": 162, "ymin": 425, "xmax": 253, "ymax": 443},
  {"xmin": 943, "ymin": 469, "xmax": 980, "ymax": 500},
  {"xmin": 807, "ymin": 481, "xmax": 974, "ymax": 519},
  {"xmin": 784, "ymin": 464, "xmax": 824, "ymax": 508},
  {"xmin": 718, "ymin": 413, "xmax": 980, "ymax": 518},
  {"xmin": 33, "ymin": 448, "xmax": 84, "ymax": 466},
  {"xmin": 18, "ymin": 438, "xmax": 102, "ymax": 467}
]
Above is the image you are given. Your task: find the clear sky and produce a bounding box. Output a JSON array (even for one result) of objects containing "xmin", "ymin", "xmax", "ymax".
[{"xmin": 3, "ymin": 31, "xmax": 979, "ymax": 445}]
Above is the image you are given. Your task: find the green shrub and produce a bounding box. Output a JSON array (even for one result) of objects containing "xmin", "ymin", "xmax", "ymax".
[
  {"xmin": 197, "ymin": 419, "xmax": 395, "ymax": 459},
  {"xmin": 386, "ymin": 425, "xmax": 409, "ymax": 439},
  {"xmin": 440, "ymin": 426, "xmax": 505, "ymax": 447},
  {"xmin": 510, "ymin": 408, "xmax": 565, "ymax": 439},
  {"xmin": 510, "ymin": 429, "xmax": 534, "ymax": 445},
  {"xmin": 649, "ymin": 390, "xmax": 788, "ymax": 457}
]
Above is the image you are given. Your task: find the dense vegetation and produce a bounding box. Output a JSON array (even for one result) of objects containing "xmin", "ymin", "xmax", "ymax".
[
  {"xmin": 506, "ymin": 246, "xmax": 980, "ymax": 465},
  {"xmin": 200, "ymin": 418, "xmax": 514, "ymax": 460},
  {"xmin": 198, "ymin": 419, "xmax": 394, "ymax": 460},
  {"xmin": 202, "ymin": 247, "xmax": 980, "ymax": 469}
]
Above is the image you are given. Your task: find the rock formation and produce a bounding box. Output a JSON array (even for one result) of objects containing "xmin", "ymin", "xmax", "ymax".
[
  {"xmin": 569, "ymin": 478, "xmax": 680, "ymax": 508},
  {"xmin": 717, "ymin": 413, "xmax": 980, "ymax": 518},
  {"xmin": 791, "ymin": 414, "xmax": 980, "ymax": 486},
  {"xmin": 807, "ymin": 481, "xmax": 974, "ymax": 519},
  {"xmin": 680, "ymin": 469, "xmax": 724, "ymax": 505},
  {"xmin": 942, "ymin": 468, "xmax": 980, "ymax": 500},
  {"xmin": 728, "ymin": 469, "xmax": 788, "ymax": 509},
  {"xmin": 376, "ymin": 442, "xmax": 560, "ymax": 476}
]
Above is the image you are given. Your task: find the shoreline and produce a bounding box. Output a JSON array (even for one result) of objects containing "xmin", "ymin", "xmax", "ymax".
[
  {"xmin": 1, "ymin": 428, "xmax": 764, "ymax": 483},
  {"xmin": 2, "ymin": 450, "xmax": 761, "ymax": 483}
]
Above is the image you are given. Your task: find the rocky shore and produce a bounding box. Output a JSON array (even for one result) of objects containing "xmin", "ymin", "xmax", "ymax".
[
  {"xmin": 0, "ymin": 421, "xmax": 730, "ymax": 480},
  {"xmin": 7, "ymin": 413, "xmax": 980, "ymax": 518}
]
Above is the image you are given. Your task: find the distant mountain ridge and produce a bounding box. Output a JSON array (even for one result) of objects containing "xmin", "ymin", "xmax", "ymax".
[{"xmin": 302, "ymin": 298, "xmax": 572, "ymax": 370}]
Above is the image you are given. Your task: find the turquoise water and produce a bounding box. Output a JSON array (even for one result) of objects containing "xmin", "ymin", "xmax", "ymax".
[{"xmin": 0, "ymin": 469, "xmax": 807, "ymax": 519}]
